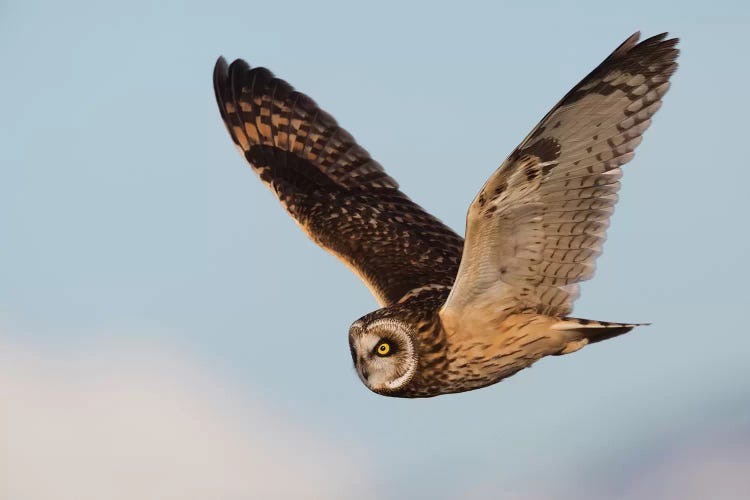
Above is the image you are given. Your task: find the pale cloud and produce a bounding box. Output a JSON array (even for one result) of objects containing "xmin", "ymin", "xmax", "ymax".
[
  {"xmin": 460, "ymin": 429, "xmax": 750, "ymax": 500},
  {"xmin": 0, "ymin": 338, "xmax": 371, "ymax": 500},
  {"xmin": 2, "ymin": 334, "xmax": 747, "ymax": 500},
  {"xmin": 613, "ymin": 436, "xmax": 750, "ymax": 500}
]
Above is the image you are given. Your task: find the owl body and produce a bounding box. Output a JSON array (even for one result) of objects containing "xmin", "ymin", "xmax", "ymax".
[
  {"xmin": 352, "ymin": 289, "xmax": 623, "ymax": 397},
  {"xmin": 214, "ymin": 32, "xmax": 679, "ymax": 397}
]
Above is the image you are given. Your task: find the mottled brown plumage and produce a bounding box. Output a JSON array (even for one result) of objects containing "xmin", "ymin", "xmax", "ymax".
[
  {"xmin": 213, "ymin": 32, "xmax": 679, "ymax": 397},
  {"xmin": 213, "ymin": 60, "xmax": 462, "ymax": 306}
]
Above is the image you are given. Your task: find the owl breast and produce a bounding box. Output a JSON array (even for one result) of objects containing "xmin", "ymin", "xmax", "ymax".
[{"xmin": 400, "ymin": 311, "xmax": 565, "ymax": 397}]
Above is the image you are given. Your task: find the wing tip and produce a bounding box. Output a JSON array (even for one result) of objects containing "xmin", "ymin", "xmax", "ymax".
[
  {"xmin": 615, "ymin": 31, "xmax": 642, "ymax": 55},
  {"xmin": 602, "ymin": 31, "xmax": 680, "ymax": 87},
  {"xmin": 617, "ymin": 30, "xmax": 680, "ymax": 57},
  {"xmin": 213, "ymin": 56, "xmax": 229, "ymax": 104},
  {"xmin": 214, "ymin": 56, "xmax": 228, "ymax": 77},
  {"xmin": 213, "ymin": 56, "xmax": 228, "ymax": 116}
]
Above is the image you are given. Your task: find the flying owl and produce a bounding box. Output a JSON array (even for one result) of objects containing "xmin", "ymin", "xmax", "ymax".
[{"xmin": 213, "ymin": 32, "xmax": 678, "ymax": 398}]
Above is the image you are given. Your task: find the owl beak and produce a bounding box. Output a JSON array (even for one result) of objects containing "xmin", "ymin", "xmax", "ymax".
[{"xmin": 357, "ymin": 354, "xmax": 369, "ymax": 381}]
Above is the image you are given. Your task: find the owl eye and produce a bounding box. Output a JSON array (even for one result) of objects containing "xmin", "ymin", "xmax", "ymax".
[{"xmin": 375, "ymin": 341, "xmax": 392, "ymax": 357}]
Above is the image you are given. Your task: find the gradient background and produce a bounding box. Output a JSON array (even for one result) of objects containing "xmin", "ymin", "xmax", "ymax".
[{"xmin": 2, "ymin": 1, "xmax": 749, "ymax": 498}]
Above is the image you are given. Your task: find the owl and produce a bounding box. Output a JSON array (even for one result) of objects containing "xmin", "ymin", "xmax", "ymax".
[{"xmin": 213, "ymin": 32, "xmax": 679, "ymax": 398}]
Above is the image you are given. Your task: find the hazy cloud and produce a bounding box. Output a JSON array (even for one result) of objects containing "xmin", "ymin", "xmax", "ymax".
[
  {"xmin": 461, "ymin": 426, "xmax": 750, "ymax": 500},
  {"xmin": 0, "ymin": 339, "xmax": 371, "ymax": 500},
  {"xmin": 609, "ymin": 436, "xmax": 750, "ymax": 500}
]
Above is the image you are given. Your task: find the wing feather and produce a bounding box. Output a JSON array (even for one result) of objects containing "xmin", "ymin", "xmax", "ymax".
[
  {"xmin": 442, "ymin": 32, "xmax": 679, "ymax": 326},
  {"xmin": 213, "ymin": 58, "xmax": 463, "ymax": 305}
]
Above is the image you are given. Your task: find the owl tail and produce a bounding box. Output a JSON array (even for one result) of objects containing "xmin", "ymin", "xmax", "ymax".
[{"xmin": 551, "ymin": 317, "xmax": 647, "ymax": 355}]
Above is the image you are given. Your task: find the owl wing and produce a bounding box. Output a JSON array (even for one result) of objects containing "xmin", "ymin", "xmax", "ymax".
[
  {"xmin": 440, "ymin": 32, "xmax": 679, "ymax": 327},
  {"xmin": 213, "ymin": 58, "xmax": 464, "ymax": 306}
]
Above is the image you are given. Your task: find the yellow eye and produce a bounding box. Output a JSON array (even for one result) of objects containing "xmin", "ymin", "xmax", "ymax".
[{"xmin": 375, "ymin": 342, "xmax": 391, "ymax": 356}]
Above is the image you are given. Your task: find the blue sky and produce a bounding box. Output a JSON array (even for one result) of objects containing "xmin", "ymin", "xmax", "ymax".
[{"xmin": 2, "ymin": 1, "xmax": 749, "ymax": 498}]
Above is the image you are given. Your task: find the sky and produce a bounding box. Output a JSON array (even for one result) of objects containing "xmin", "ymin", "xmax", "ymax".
[{"xmin": 1, "ymin": 0, "xmax": 749, "ymax": 498}]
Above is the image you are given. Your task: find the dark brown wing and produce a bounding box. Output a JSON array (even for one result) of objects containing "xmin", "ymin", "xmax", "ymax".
[{"xmin": 213, "ymin": 58, "xmax": 463, "ymax": 306}]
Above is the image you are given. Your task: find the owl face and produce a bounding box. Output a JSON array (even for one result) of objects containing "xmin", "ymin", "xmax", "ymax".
[{"xmin": 348, "ymin": 317, "xmax": 417, "ymax": 395}]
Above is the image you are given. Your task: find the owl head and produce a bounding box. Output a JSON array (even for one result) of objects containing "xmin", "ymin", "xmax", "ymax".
[{"xmin": 348, "ymin": 312, "xmax": 418, "ymax": 395}]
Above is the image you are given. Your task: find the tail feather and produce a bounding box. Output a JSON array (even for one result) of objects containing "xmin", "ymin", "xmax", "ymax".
[{"xmin": 551, "ymin": 317, "xmax": 647, "ymax": 354}]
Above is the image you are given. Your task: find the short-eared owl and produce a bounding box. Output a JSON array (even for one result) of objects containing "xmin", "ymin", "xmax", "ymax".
[{"xmin": 214, "ymin": 32, "xmax": 678, "ymax": 398}]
